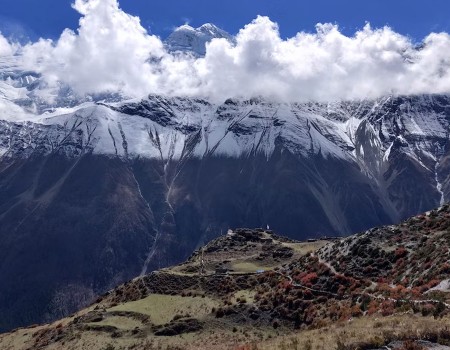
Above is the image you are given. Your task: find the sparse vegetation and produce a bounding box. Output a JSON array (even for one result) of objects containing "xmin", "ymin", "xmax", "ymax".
[{"xmin": 2, "ymin": 208, "xmax": 450, "ymax": 350}]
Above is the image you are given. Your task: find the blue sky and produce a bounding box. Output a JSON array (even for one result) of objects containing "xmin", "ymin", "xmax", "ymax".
[{"xmin": 1, "ymin": 0, "xmax": 450, "ymax": 42}]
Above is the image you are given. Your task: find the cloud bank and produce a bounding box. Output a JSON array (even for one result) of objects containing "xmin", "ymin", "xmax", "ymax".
[
  {"xmin": 3, "ymin": 0, "xmax": 450, "ymax": 102},
  {"xmin": 0, "ymin": 33, "xmax": 15, "ymax": 56}
]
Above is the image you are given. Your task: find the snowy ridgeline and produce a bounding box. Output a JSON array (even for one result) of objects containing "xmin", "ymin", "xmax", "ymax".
[
  {"xmin": 0, "ymin": 19, "xmax": 448, "ymax": 169},
  {"xmin": 0, "ymin": 93, "xmax": 449, "ymax": 167}
]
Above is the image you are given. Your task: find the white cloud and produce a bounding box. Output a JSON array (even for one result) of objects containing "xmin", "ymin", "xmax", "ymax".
[
  {"xmin": 22, "ymin": 0, "xmax": 166, "ymax": 97},
  {"xmin": 3, "ymin": 0, "xmax": 450, "ymax": 102},
  {"xmin": 0, "ymin": 33, "xmax": 16, "ymax": 56}
]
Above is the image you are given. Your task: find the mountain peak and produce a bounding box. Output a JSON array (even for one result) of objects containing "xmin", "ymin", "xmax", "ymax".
[
  {"xmin": 173, "ymin": 24, "xmax": 196, "ymax": 32},
  {"xmin": 198, "ymin": 23, "xmax": 222, "ymax": 33},
  {"xmin": 165, "ymin": 22, "xmax": 234, "ymax": 56}
]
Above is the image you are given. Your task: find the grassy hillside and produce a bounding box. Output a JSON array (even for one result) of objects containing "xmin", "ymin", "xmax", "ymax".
[{"xmin": 1, "ymin": 206, "xmax": 450, "ymax": 350}]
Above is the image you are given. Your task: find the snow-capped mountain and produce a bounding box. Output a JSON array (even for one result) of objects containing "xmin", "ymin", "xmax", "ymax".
[
  {"xmin": 2, "ymin": 93, "xmax": 448, "ymax": 220},
  {"xmin": 0, "ymin": 27, "xmax": 450, "ymax": 333},
  {"xmin": 165, "ymin": 23, "xmax": 234, "ymax": 56}
]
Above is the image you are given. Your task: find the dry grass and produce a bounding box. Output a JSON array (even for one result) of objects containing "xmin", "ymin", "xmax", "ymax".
[
  {"xmin": 0, "ymin": 328, "xmax": 37, "ymax": 350},
  {"xmin": 109, "ymin": 294, "xmax": 220, "ymax": 325},
  {"xmin": 88, "ymin": 315, "xmax": 142, "ymax": 330},
  {"xmin": 231, "ymin": 261, "xmax": 272, "ymax": 273},
  {"xmin": 283, "ymin": 241, "xmax": 329, "ymax": 256},
  {"xmin": 3, "ymin": 312, "xmax": 450, "ymax": 350},
  {"xmin": 258, "ymin": 314, "xmax": 450, "ymax": 350},
  {"xmin": 231, "ymin": 290, "xmax": 256, "ymax": 304}
]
